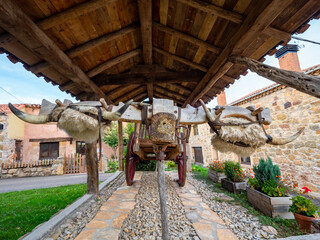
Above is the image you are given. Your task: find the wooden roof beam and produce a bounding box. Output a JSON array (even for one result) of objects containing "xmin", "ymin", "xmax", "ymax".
[
  {"xmin": 93, "ymin": 70, "xmax": 203, "ymax": 86},
  {"xmin": 135, "ymin": 92, "xmax": 148, "ymax": 102},
  {"xmin": 87, "ymin": 48, "xmax": 142, "ymax": 77},
  {"xmin": 0, "ymin": 0, "xmax": 113, "ymax": 104},
  {"xmin": 153, "ymin": 22, "xmax": 222, "ymax": 55},
  {"xmin": 183, "ymin": 0, "xmax": 295, "ymax": 107},
  {"xmin": 114, "ymin": 86, "xmax": 146, "ymax": 103},
  {"xmin": 154, "ymin": 85, "xmax": 187, "ymax": 101},
  {"xmin": 176, "ymin": 0, "xmax": 243, "ymax": 24},
  {"xmin": 153, "ymin": 47, "xmax": 208, "ymax": 72},
  {"xmin": 138, "ymin": 0, "xmax": 153, "ymax": 101},
  {"xmin": 37, "ymin": 0, "xmax": 117, "ymax": 30}
]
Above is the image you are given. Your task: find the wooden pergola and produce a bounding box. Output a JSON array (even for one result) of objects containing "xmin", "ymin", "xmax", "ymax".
[
  {"xmin": 0, "ymin": 0, "xmax": 319, "ymax": 107},
  {"xmin": 0, "ymin": 0, "xmax": 319, "ymax": 195}
]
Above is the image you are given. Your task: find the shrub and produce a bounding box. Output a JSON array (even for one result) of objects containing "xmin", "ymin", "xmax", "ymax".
[
  {"xmin": 247, "ymin": 177, "xmax": 259, "ymax": 189},
  {"xmin": 167, "ymin": 161, "xmax": 176, "ymax": 168},
  {"xmin": 223, "ymin": 161, "xmax": 244, "ymax": 182},
  {"xmin": 136, "ymin": 160, "xmax": 157, "ymax": 171},
  {"xmin": 108, "ymin": 160, "xmax": 119, "ymax": 172},
  {"xmin": 289, "ymin": 196, "xmax": 319, "ymax": 217},
  {"xmin": 253, "ymin": 156, "xmax": 281, "ymax": 189},
  {"xmin": 209, "ymin": 161, "xmax": 224, "ymax": 172},
  {"xmin": 262, "ymin": 179, "xmax": 285, "ymax": 197}
]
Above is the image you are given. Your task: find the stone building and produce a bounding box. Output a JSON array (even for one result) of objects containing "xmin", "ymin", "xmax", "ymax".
[
  {"xmin": 0, "ymin": 104, "xmax": 113, "ymax": 164},
  {"xmin": 188, "ymin": 45, "xmax": 320, "ymax": 192}
]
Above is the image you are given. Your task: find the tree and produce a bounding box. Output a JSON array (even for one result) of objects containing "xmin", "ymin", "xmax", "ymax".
[{"xmin": 103, "ymin": 122, "xmax": 135, "ymax": 159}]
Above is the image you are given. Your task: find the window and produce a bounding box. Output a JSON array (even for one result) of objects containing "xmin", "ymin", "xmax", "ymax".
[
  {"xmin": 40, "ymin": 142, "xmax": 59, "ymax": 159},
  {"xmin": 76, "ymin": 141, "xmax": 86, "ymax": 155},
  {"xmin": 193, "ymin": 125, "xmax": 199, "ymax": 136},
  {"xmin": 241, "ymin": 156, "xmax": 251, "ymax": 165}
]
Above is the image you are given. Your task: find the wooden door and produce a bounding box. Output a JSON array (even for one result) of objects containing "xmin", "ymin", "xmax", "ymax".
[{"xmin": 193, "ymin": 147, "xmax": 203, "ymax": 164}]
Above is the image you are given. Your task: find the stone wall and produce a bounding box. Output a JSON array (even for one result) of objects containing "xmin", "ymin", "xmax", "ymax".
[
  {"xmin": 0, "ymin": 157, "xmax": 64, "ymax": 178},
  {"xmin": 0, "ymin": 113, "xmax": 16, "ymax": 163}
]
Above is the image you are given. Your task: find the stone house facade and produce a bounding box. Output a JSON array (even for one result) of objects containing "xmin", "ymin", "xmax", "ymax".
[{"xmin": 0, "ymin": 104, "xmax": 113, "ymax": 164}]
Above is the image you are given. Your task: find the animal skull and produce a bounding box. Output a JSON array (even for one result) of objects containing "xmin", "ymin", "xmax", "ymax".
[
  {"xmin": 199, "ymin": 100, "xmax": 304, "ymax": 157},
  {"xmin": 9, "ymin": 99, "xmax": 132, "ymax": 143}
]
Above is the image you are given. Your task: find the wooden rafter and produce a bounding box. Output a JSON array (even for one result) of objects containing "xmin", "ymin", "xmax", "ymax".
[
  {"xmin": 138, "ymin": 0, "xmax": 153, "ymax": 101},
  {"xmin": 93, "ymin": 69, "xmax": 203, "ymax": 86},
  {"xmin": 183, "ymin": 0, "xmax": 295, "ymax": 107},
  {"xmin": 153, "ymin": 47, "xmax": 208, "ymax": 72},
  {"xmin": 176, "ymin": 0, "xmax": 243, "ymax": 24},
  {"xmin": 153, "ymin": 90, "xmax": 184, "ymax": 105},
  {"xmin": 37, "ymin": 0, "xmax": 117, "ymax": 30},
  {"xmin": 87, "ymin": 49, "xmax": 142, "ymax": 78},
  {"xmin": 154, "ymin": 85, "xmax": 187, "ymax": 101},
  {"xmin": 153, "ymin": 22, "xmax": 222, "ymax": 55},
  {"xmin": 0, "ymin": 0, "xmax": 113, "ymax": 104},
  {"xmin": 114, "ymin": 86, "xmax": 146, "ymax": 103}
]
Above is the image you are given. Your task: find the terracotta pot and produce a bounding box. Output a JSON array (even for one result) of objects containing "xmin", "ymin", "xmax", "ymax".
[{"xmin": 294, "ymin": 212, "xmax": 316, "ymax": 232}]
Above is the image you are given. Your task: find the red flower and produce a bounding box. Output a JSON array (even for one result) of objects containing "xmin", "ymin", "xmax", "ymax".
[
  {"xmin": 251, "ymin": 175, "xmax": 254, "ymax": 178},
  {"xmin": 302, "ymin": 187, "xmax": 311, "ymax": 193}
]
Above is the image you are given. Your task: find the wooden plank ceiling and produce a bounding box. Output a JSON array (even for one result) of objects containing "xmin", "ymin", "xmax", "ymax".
[{"xmin": 0, "ymin": 0, "xmax": 319, "ymax": 106}]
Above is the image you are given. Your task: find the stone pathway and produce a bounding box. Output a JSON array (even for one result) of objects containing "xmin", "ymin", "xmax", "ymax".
[
  {"xmin": 75, "ymin": 172, "xmax": 238, "ymax": 239},
  {"xmin": 75, "ymin": 173, "xmax": 142, "ymax": 240},
  {"xmin": 174, "ymin": 181, "xmax": 238, "ymax": 240}
]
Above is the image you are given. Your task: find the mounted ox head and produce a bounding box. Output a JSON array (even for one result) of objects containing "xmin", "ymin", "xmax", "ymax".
[
  {"xmin": 199, "ymin": 100, "xmax": 304, "ymax": 157},
  {"xmin": 8, "ymin": 99, "xmax": 132, "ymax": 143}
]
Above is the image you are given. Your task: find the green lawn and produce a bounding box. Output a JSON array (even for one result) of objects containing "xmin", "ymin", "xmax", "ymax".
[
  {"xmin": 0, "ymin": 184, "xmax": 87, "ymax": 240},
  {"xmin": 191, "ymin": 164, "xmax": 303, "ymax": 238}
]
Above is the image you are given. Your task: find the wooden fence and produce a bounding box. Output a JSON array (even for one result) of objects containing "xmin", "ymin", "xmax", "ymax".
[
  {"xmin": 1, "ymin": 159, "xmax": 54, "ymax": 169},
  {"xmin": 63, "ymin": 154, "xmax": 102, "ymax": 174}
]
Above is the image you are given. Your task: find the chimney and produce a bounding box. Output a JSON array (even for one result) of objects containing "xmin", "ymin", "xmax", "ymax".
[
  {"xmin": 275, "ymin": 44, "xmax": 301, "ymax": 72},
  {"xmin": 217, "ymin": 91, "xmax": 227, "ymax": 105}
]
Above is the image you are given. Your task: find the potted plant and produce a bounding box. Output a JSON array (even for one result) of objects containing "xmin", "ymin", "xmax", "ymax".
[
  {"xmin": 247, "ymin": 157, "xmax": 293, "ymax": 219},
  {"xmin": 208, "ymin": 161, "xmax": 225, "ymax": 183},
  {"xmin": 289, "ymin": 195, "xmax": 319, "ymax": 232},
  {"xmin": 221, "ymin": 161, "xmax": 246, "ymax": 193}
]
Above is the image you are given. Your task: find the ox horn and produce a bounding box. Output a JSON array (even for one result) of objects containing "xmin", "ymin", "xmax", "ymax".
[
  {"xmin": 8, "ymin": 103, "xmax": 50, "ymax": 124},
  {"xmin": 199, "ymin": 99, "xmax": 216, "ymax": 122},
  {"xmin": 269, "ymin": 127, "xmax": 305, "ymax": 145},
  {"xmin": 102, "ymin": 99, "xmax": 133, "ymax": 121}
]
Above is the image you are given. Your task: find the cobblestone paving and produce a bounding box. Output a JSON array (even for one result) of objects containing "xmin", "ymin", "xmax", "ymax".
[
  {"xmin": 75, "ymin": 171, "xmax": 239, "ymax": 240},
  {"xmin": 75, "ymin": 173, "xmax": 142, "ymax": 240}
]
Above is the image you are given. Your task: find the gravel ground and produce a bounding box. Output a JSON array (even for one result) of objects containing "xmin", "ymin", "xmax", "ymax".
[
  {"xmin": 188, "ymin": 174, "xmax": 276, "ymax": 240},
  {"xmin": 119, "ymin": 172, "xmax": 199, "ymax": 240},
  {"xmin": 44, "ymin": 173, "xmax": 125, "ymax": 240}
]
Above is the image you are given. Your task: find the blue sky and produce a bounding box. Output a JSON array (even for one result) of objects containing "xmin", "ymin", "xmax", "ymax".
[{"xmin": 0, "ymin": 19, "xmax": 319, "ymax": 106}]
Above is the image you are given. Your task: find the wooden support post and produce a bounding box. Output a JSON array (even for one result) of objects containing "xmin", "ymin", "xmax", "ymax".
[
  {"xmin": 118, "ymin": 121, "xmax": 124, "ymax": 171},
  {"xmin": 156, "ymin": 150, "xmax": 169, "ymax": 240},
  {"xmin": 85, "ymin": 141, "xmax": 99, "ymax": 195}
]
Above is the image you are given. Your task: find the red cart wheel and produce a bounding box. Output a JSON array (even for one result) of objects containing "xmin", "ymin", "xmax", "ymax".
[{"xmin": 125, "ymin": 132, "xmax": 139, "ymax": 186}]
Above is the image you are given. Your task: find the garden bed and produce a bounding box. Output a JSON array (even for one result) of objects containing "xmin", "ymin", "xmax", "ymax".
[
  {"xmin": 208, "ymin": 168, "xmax": 225, "ymax": 183},
  {"xmin": 221, "ymin": 177, "xmax": 247, "ymax": 193},
  {"xmin": 246, "ymin": 186, "xmax": 294, "ymax": 219}
]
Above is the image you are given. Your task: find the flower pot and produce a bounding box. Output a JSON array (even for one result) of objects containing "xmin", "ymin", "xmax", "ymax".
[
  {"xmin": 208, "ymin": 168, "xmax": 226, "ymax": 183},
  {"xmin": 294, "ymin": 213, "xmax": 317, "ymax": 232},
  {"xmin": 246, "ymin": 187, "xmax": 294, "ymax": 219},
  {"xmin": 221, "ymin": 178, "xmax": 246, "ymax": 193}
]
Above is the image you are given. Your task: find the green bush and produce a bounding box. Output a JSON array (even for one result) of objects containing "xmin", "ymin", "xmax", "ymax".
[
  {"xmin": 262, "ymin": 179, "xmax": 285, "ymax": 197},
  {"xmin": 247, "ymin": 177, "xmax": 259, "ymax": 189},
  {"xmin": 289, "ymin": 196, "xmax": 319, "ymax": 217},
  {"xmin": 223, "ymin": 161, "xmax": 244, "ymax": 182},
  {"xmin": 136, "ymin": 160, "xmax": 157, "ymax": 171},
  {"xmin": 209, "ymin": 161, "xmax": 224, "ymax": 172},
  {"xmin": 108, "ymin": 160, "xmax": 119, "ymax": 172},
  {"xmin": 167, "ymin": 161, "xmax": 176, "ymax": 168},
  {"xmin": 253, "ymin": 157, "xmax": 281, "ymax": 189}
]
